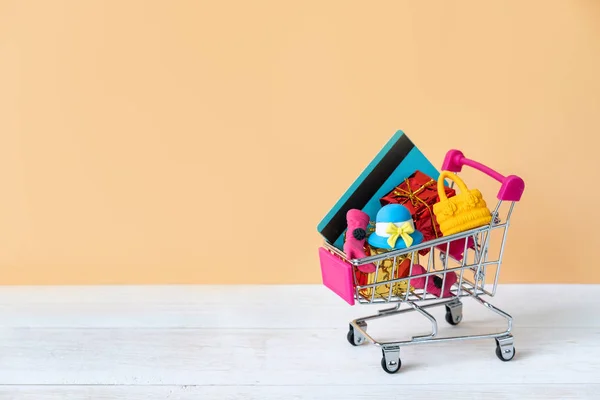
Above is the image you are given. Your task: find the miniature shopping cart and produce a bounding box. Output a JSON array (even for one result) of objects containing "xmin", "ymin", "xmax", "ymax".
[{"xmin": 318, "ymin": 150, "xmax": 525, "ymax": 373}]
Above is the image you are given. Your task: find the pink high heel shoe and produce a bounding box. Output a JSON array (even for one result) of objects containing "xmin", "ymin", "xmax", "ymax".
[{"xmin": 343, "ymin": 209, "xmax": 376, "ymax": 273}]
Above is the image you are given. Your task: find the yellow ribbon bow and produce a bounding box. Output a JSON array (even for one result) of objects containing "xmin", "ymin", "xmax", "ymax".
[{"xmin": 385, "ymin": 222, "xmax": 415, "ymax": 248}]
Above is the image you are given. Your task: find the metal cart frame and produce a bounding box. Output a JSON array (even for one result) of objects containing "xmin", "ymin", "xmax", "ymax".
[{"xmin": 319, "ymin": 149, "xmax": 525, "ymax": 373}]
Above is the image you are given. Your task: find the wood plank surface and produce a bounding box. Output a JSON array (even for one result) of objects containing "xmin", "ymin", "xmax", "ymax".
[{"xmin": 0, "ymin": 284, "xmax": 598, "ymax": 398}]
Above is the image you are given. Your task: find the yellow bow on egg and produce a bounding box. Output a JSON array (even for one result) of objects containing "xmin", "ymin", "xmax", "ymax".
[{"xmin": 386, "ymin": 222, "xmax": 415, "ymax": 248}]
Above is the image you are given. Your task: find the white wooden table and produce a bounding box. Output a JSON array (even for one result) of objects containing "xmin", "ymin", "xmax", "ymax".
[{"xmin": 0, "ymin": 284, "xmax": 598, "ymax": 399}]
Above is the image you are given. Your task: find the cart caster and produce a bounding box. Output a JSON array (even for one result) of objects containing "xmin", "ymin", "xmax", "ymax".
[
  {"xmin": 445, "ymin": 300, "xmax": 463, "ymax": 326},
  {"xmin": 347, "ymin": 322, "xmax": 367, "ymax": 346},
  {"xmin": 381, "ymin": 357, "xmax": 402, "ymax": 374},
  {"xmin": 495, "ymin": 335, "xmax": 516, "ymax": 362},
  {"xmin": 381, "ymin": 347, "xmax": 401, "ymax": 374}
]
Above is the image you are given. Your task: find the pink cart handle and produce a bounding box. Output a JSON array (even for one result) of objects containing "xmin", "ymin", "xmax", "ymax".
[{"xmin": 441, "ymin": 150, "xmax": 525, "ymax": 202}]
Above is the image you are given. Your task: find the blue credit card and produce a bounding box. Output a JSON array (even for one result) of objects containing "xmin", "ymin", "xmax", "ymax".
[{"xmin": 317, "ymin": 130, "xmax": 441, "ymax": 250}]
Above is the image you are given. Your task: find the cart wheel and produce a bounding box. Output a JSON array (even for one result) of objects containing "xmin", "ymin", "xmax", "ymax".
[
  {"xmin": 495, "ymin": 344, "xmax": 516, "ymax": 362},
  {"xmin": 346, "ymin": 330, "xmax": 359, "ymax": 346},
  {"xmin": 346, "ymin": 323, "xmax": 367, "ymax": 346},
  {"xmin": 445, "ymin": 303, "xmax": 462, "ymax": 326},
  {"xmin": 495, "ymin": 337, "xmax": 516, "ymax": 362},
  {"xmin": 445, "ymin": 309, "xmax": 461, "ymax": 325},
  {"xmin": 381, "ymin": 357, "xmax": 402, "ymax": 374}
]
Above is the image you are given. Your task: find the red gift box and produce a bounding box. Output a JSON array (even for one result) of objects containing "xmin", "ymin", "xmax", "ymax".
[{"xmin": 380, "ymin": 170, "xmax": 473, "ymax": 260}]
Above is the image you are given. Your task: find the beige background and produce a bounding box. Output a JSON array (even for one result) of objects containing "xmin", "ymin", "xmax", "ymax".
[{"xmin": 0, "ymin": 0, "xmax": 599, "ymax": 285}]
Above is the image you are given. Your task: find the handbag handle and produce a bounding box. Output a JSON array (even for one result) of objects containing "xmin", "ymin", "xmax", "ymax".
[
  {"xmin": 437, "ymin": 171, "xmax": 470, "ymax": 202},
  {"xmin": 441, "ymin": 150, "xmax": 525, "ymax": 202}
]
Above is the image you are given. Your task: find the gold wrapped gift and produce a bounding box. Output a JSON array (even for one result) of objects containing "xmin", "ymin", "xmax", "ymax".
[{"xmin": 356, "ymin": 246, "xmax": 417, "ymax": 300}]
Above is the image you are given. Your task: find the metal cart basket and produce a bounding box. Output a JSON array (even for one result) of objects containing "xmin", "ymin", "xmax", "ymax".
[{"xmin": 319, "ymin": 150, "xmax": 525, "ymax": 373}]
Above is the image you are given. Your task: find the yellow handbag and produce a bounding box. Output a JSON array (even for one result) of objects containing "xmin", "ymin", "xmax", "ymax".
[{"xmin": 433, "ymin": 171, "xmax": 492, "ymax": 236}]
